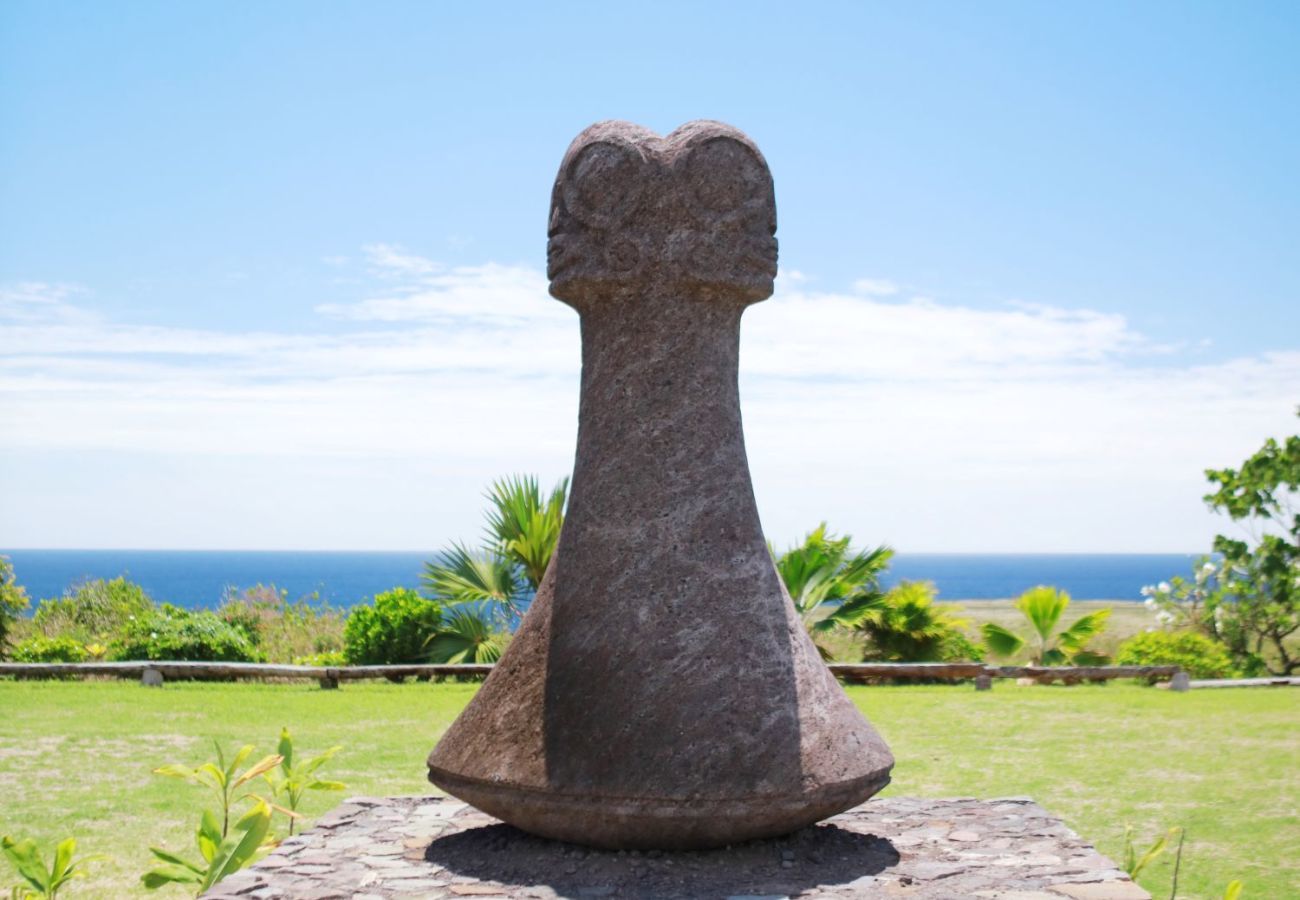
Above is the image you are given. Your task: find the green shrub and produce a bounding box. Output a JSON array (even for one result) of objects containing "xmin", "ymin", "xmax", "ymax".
[
  {"xmin": 1116, "ymin": 630, "xmax": 1239, "ymax": 679},
  {"xmin": 291, "ymin": 650, "xmax": 346, "ymax": 666},
  {"xmin": 10, "ymin": 635, "xmax": 89, "ymax": 663},
  {"xmin": 343, "ymin": 588, "xmax": 441, "ymax": 665},
  {"xmin": 33, "ymin": 576, "xmax": 154, "ymax": 643},
  {"xmin": 110, "ymin": 604, "xmax": 263, "ymax": 662}
]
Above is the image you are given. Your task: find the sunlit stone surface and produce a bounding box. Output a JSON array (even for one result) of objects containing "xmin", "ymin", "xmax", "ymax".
[{"xmin": 425, "ymin": 121, "xmax": 894, "ymax": 849}]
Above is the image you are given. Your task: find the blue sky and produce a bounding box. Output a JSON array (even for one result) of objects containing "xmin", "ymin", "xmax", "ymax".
[{"xmin": 1, "ymin": 1, "xmax": 1297, "ymax": 552}]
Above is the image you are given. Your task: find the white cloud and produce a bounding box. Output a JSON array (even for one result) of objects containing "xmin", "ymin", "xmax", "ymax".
[
  {"xmin": 1, "ymin": 253, "xmax": 1295, "ymax": 552},
  {"xmin": 851, "ymin": 277, "xmax": 900, "ymax": 297}
]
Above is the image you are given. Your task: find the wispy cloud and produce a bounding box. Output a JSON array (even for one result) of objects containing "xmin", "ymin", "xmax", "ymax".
[{"xmin": 2, "ymin": 250, "xmax": 1295, "ymax": 551}]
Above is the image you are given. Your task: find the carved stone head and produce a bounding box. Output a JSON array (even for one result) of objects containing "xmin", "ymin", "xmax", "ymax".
[{"xmin": 547, "ymin": 120, "xmax": 778, "ymax": 309}]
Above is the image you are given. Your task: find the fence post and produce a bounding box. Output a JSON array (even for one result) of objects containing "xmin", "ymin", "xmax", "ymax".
[
  {"xmin": 974, "ymin": 673, "xmax": 993, "ymax": 691},
  {"xmin": 319, "ymin": 668, "xmax": 340, "ymax": 690},
  {"xmin": 1170, "ymin": 669, "xmax": 1191, "ymax": 692},
  {"xmin": 141, "ymin": 667, "xmax": 163, "ymax": 687}
]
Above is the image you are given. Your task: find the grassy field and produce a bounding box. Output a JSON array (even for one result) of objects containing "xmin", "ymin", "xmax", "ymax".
[{"xmin": 0, "ymin": 680, "xmax": 1295, "ymax": 899}]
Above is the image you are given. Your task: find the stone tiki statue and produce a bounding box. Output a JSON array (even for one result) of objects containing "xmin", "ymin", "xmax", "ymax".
[{"xmin": 427, "ymin": 120, "xmax": 893, "ymax": 849}]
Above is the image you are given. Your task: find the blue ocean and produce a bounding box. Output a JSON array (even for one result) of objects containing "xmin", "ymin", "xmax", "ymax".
[{"xmin": 2, "ymin": 549, "xmax": 1200, "ymax": 608}]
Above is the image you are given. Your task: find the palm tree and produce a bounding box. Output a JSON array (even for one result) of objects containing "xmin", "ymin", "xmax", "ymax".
[
  {"xmin": 981, "ymin": 585, "xmax": 1111, "ymax": 665},
  {"xmin": 774, "ymin": 523, "xmax": 893, "ymax": 657},
  {"xmin": 482, "ymin": 474, "xmax": 568, "ymax": 591},
  {"xmin": 421, "ymin": 474, "xmax": 568, "ymax": 663},
  {"xmin": 425, "ymin": 607, "xmax": 505, "ymax": 664},
  {"xmin": 840, "ymin": 580, "xmax": 978, "ymax": 662}
]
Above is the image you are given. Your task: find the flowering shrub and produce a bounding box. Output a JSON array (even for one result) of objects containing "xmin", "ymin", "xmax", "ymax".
[
  {"xmin": 1141, "ymin": 558, "xmax": 1271, "ymax": 677},
  {"xmin": 1115, "ymin": 630, "xmax": 1238, "ymax": 679},
  {"xmin": 109, "ymin": 604, "xmax": 263, "ymax": 662}
]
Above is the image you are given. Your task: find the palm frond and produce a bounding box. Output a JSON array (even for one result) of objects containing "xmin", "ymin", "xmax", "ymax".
[
  {"xmin": 1016, "ymin": 586, "xmax": 1070, "ymax": 644},
  {"xmin": 1058, "ymin": 609, "xmax": 1112, "ymax": 649},
  {"xmin": 425, "ymin": 607, "xmax": 504, "ymax": 664},
  {"xmin": 421, "ymin": 543, "xmax": 523, "ymax": 621},
  {"xmin": 483, "ymin": 474, "xmax": 568, "ymax": 589},
  {"xmin": 981, "ymin": 622, "xmax": 1026, "ymax": 658}
]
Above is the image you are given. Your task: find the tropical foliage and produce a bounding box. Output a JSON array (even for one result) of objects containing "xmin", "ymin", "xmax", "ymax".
[
  {"xmin": 2, "ymin": 836, "xmax": 101, "ymax": 900},
  {"xmin": 981, "ymin": 586, "xmax": 1111, "ymax": 665},
  {"xmin": 837, "ymin": 581, "xmax": 983, "ymax": 662},
  {"xmin": 153, "ymin": 741, "xmax": 283, "ymax": 839},
  {"xmin": 774, "ymin": 522, "xmax": 892, "ymax": 657},
  {"xmin": 421, "ymin": 474, "xmax": 568, "ymax": 661}
]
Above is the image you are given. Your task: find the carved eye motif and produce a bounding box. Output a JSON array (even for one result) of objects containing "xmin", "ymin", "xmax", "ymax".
[
  {"xmin": 681, "ymin": 137, "xmax": 773, "ymax": 225},
  {"xmin": 561, "ymin": 140, "xmax": 647, "ymax": 231}
]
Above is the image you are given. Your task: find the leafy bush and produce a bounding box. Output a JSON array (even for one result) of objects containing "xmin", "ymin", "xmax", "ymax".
[
  {"xmin": 110, "ymin": 605, "xmax": 263, "ymax": 662},
  {"xmin": 217, "ymin": 585, "xmax": 345, "ymax": 663},
  {"xmin": 343, "ymin": 588, "xmax": 440, "ymax": 665},
  {"xmin": 33, "ymin": 576, "xmax": 154, "ymax": 643},
  {"xmin": 0, "ymin": 556, "xmax": 31, "ymax": 658},
  {"xmin": 10, "ymin": 636, "xmax": 89, "ymax": 663},
  {"xmin": 1116, "ymin": 630, "xmax": 1239, "ymax": 679}
]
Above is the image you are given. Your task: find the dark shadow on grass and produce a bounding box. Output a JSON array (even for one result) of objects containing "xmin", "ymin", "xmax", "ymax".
[{"xmin": 424, "ymin": 821, "xmax": 899, "ymax": 899}]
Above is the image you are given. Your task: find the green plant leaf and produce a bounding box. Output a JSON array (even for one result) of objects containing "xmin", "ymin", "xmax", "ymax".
[
  {"xmin": 146, "ymin": 848, "xmax": 203, "ymax": 873},
  {"xmin": 152, "ymin": 764, "xmax": 196, "ymax": 780},
  {"xmin": 141, "ymin": 865, "xmax": 202, "ymax": 889},
  {"xmin": 233, "ymin": 754, "xmax": 283, "ymax": 788},
  {"xmin": 981, "ymin": 623, "xmax": 1025, "ymax": 658},
  {"xmin": 1222, "ymin": 879, "xmax": 1243, "ymax": 900},
  {"xmin": 197, "ymin": 809, "xmax": 222, "ymax": 864},
  {"xmin": 306, "ymin": 780, "xmax": 346, "ymax": 791},
  {"xmin": 49, "ymin": 838, "xmax": 74, "ymax": 884},
  {"xmin": 277, "ymin": 728, "xmax": 293, "ymax": 773},
  {"xmin": 1, "ymin": 837, "xmax": 49, "ymax": 893},
  {"xmin": 1059, "ymin": 609, "xmax": 1112, "ymax": 649}
]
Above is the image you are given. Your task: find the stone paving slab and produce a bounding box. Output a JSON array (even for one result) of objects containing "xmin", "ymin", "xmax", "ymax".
[{"xmin": 201, "ymin": 796, "xmax": 1149, "ymax": 900}]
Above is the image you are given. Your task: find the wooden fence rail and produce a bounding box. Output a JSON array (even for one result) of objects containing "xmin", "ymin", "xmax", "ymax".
[{"xmin": 0, "ymin": 660, "xmax": 1187, "ymax": 690}]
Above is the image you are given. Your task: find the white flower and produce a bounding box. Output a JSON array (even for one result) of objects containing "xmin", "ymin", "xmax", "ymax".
[
  {"xmin": 150, "ymin": 631, "xmax": 158, "ymax": 639},
  {"xmin": 1144, "ymin": 597, "xmax": 1156, "ymax": 609},
  {"xmin": 1158, "ymin": 581, "xmax": 1171, "ymax": 594},
  {"xmin": 1140, "ymin": 585, "xmax": 1154, "ymax": 596},
  {"xmin": 1202, "ymin": 562, "xmax": 1217, "ymax": 574},
  {"xmin": 1155, "ymin": 611, "xmax": 1174, "ymax": 625}
]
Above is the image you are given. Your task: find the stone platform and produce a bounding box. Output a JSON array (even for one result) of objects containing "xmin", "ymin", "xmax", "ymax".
[{"xmin": 202, "ymin": 796, "xmax": 1149, "ymax": 900}]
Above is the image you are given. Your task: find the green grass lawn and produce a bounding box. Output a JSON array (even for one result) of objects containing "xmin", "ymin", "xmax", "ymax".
[{"xmin": 0, "ymin": 680, "xmax": 1295, "ymax": 899}]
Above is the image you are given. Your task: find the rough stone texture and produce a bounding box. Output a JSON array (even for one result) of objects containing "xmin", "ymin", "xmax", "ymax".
[
  {"xmin": 426, "ymin": 120, "xmax": 893, "ymax": 850},
  {"xmin": 202, "ymin": 796, "xmax": 1150, "ymax": 899}
]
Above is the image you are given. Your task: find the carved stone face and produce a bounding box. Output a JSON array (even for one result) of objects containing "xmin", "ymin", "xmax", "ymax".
[{"xmin": 547, "ymin": 120, "xmax": 778, "ymax": 309}]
